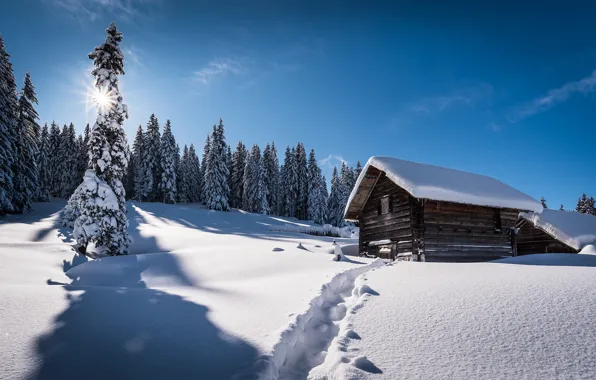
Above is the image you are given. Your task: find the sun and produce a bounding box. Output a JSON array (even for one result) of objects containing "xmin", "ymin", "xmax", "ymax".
[{"xmin": 90, "ymin": 86, "xmax": 117, "ymax": 114}]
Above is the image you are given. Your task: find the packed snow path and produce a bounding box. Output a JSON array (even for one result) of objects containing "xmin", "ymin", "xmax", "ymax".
[
  {"xmin": 310, "ymin": 256, "xmax": 596, "ymax": 380},
  {"xmin": 0, "ymin": 200, "xmax": 375, "ymax": 380},
  {"xmin": 252, "ymin": 260, "xmax": 384, "ymax": 379}
]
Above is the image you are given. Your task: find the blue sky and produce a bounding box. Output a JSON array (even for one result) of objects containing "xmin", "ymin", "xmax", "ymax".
[{"xmin": 1, "ymin": 0, "xmax": 595, "ymax": 209}]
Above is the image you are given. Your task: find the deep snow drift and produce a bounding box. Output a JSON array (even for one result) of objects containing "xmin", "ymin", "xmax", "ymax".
[
  {"xmin": 0, "ymin": 200, "xmax": 374, "ymax": 380},
  {"xmin": 310, "ymin": 254, "xmax": 596, "ymax": 380}
]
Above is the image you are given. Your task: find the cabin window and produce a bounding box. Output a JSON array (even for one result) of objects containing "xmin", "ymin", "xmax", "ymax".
[
  {"xmin": 493, "ymin": 208, "xmax": 502, "ymax": 232},
  {"xmin": 378, "ymin": 196, "xmax": 393, "ymax": 215}
]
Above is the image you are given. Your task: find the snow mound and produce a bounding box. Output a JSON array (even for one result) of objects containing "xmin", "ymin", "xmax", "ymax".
[
  {"xmin": 495, "ymin": 253, "xmax": 596, "ymax": 267},
  {"xmin": 580, "ymin": 244, "xmax": 596, "ymax": 254},
  {"xmin": 520, "ymin": 209, "xmax": 596, "ymax": 251},
  {"xmin": 346, "ymin": 156, "xmax": 542, "ymax": 216}
]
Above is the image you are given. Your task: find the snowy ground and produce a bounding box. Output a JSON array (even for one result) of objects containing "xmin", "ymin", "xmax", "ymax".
[
  {"xmin": 310, "ymin": 254, "xmax": 596, "ymax": 380},
  {"xmin": 0, "ymin": 200, "xmax": 375, "ymax": 380},
  {"xmin": 3, "ymin": 201, "xmax": 595, "ymax": 380}
]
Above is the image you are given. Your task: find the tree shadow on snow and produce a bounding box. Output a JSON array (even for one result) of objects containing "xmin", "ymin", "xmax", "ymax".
[
  {"xmin": 31, "ymin": 261, "xmax": 259, "ymax": 380},
  {"xmin": 128, "ymin": 202, "xmax": 340, "ymax": 246}
]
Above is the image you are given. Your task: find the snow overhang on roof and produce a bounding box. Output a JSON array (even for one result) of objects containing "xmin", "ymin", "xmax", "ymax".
[
  {"xmin": 344, "ymin": 156, "xmax": 543, "ymax": 221},
  {"xmin": 519, "ymin": 209, "xmax": 596, "ymax": 251}
]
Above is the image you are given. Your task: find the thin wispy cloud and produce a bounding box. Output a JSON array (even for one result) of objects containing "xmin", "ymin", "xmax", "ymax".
[
  {"xmin": 406, "ymin": 84, "xmax": 493, "ymax": 114},
  {"xmin": 193, "ymin": 58, "xmax": 245, "ymax": 85},
  {"xmin": 319, "ymin": 154, "xmax": 348, "ymax": 170},
  {"xmin": 508, "ymin": 70, "xmax": 596, "ymax": 122},
  {"xmin": 47, "ymin": 0, "xmax": 159, "ymax": 22}
]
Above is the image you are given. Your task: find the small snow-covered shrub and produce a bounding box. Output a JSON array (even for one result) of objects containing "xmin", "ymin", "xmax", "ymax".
[{"xmin": 269, "ymin": 223, "xmax": 359, "ymax": 238}]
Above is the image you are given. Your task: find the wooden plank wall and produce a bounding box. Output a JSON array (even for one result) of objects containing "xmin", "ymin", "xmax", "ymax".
[
  {"xmin": 516, "ymin": 220, "xmax": 577, "ymax": 254},
  {"xmin": 359, "ymin": 174, "xmax": 413, "ymax": 259},
  {"xmin": 422, "ymin": 201, "xmax": 518, "ymax": 261}
]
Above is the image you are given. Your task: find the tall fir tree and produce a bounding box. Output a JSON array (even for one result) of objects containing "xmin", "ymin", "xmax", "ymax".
[
  {"xmin": 200, "ymin": 134, "xmax": 210, "ymax": 202},
  {"xmin": 65, "ymin": 23, "xmax": 130, "ymax": 256},
  {"xmin": 188, "ymin": 144, "xmax": 202, "ymax": 202},
  {"xmin": 59, "ymin": 123, "xmax": 79, "ymax": 198},
  {"xmin": 0, "ymin": 35, "xmax": 18, "ymax": 214},
  {"xmin": 159, "ymin": 120, "xmax": 177, "ymax": 203},
  {"xmin": 263, "ymin": 142, "xmax": 280, "ymax": 215},
  {"xmin": 124, "ymin": 144, "xmax": 134, "ymax": 200},
  {"xmin": 280, "ymin": 146, "xmax": 296, "ymax": 217},
  {"xmin": 143, "ymin": 113, "xmax": 161, "ymax": 201},
  {"xmin": 242, "ymin": 144, "xmax": 269, "ymax": 214},
  {"xmin": 226, "ymin": 144, "xmax": 233, "ymax": 198},
  {"xmin": 326, "ymin": 166, "xmax": 343, "ymax": 226},
  {"xmin": 294, "ymin": 143, "xmax": 309, "ymax": 220},
  {"xmin": 577, "ymin": 193, "xmax": 588, "ymax": 213},
  {"xmin": 230, "ymin": 141, "xmax": 247, "ymax": 208},
  {"xmin": 174, "ymin": 143, "xmax": 181, "ymax": 202},
  {"xmin": 48, "ymin": 122, "xmax": 61, "ymax": 196},
  {"xmin": 540, "ymin": 196, "xmax": 548, "ymax": 209},
  {"xmin": 132, "ymin": 125, "xmax": 148, "ymax": 201},
  {"xmin": 177, "ymin": 145, "xmax": 190, "ymax": 202},
  {"xmin": 203, "ymin": 119, "xmax": 230, "ymax": 211},
  {"xmin": 13, "ymin": 72, "xmax": 40, "ymax": 213},
  {"xmin": 36, "ymin": 123, "xmax": 50, "ymax": 201},
  {"xmin": 355, "ymin": 160, "xmax": 362, "ymax": 179},
  {"xmin": 307, "ymin": 149, "xmax": 326, "ymax": 224}
]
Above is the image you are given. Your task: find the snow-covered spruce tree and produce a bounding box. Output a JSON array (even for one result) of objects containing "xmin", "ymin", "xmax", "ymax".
[
  {"xmin": 124, "ymin": 145, "xmax": 134, "ymax": 199},
  {"xmin": 263, "ymin": 142, "xmax": 280, "ymax": 215},
  {"xmin": 226, "ymin": 144, "xmax": 233, "ymax": 198},
  {"xmin": 177, "ymin": 145, "xmax": 190, "ymax": 202},
  {"xmin": 355, "ymin": 160, "xmax": 362, "ymax": 179},
  {"xmin": 281, "ymin": 146, "xmax": 296, "ymax": 217},
  {"xmin": 242, "ymin": 144, "xmax": 269, "ymax": 214},
  {"xmin": 326, "ymin": 166, "xmax": 342, "ymax": 226},
  {"xmin": 294, "ymin": 142, "xmax": 309, "ymax": 220},
  {"xmin": 13, "ymin": 72, "xmax": 41, "ymax": 213},
  {"xmin": 143, "ymin": 113, "xmax": 161, "ymax": 201},
  {"xmin": 0, "ymin": 35, "xmax": 18, "ymax": 214},
  {"xmin": 60, "ymin": 123, "xmax": 79, "ymax": 198},
  {"xmin": 48, "ymin": 122, "xmax": 61, "ymax": 196},
  {"xmin": 174, "ymin": 143, "xmax": 181, "ymax": 202},
  {"xmin": 203, "ymin": 119, "xmax": 230, "ymax": 211},
  {"xmin": 230, "ymin": 141, "xmax": 247, "ymax": 208},
  {"xmin": 188, "ymin": 144, "xmax": 202, "ymax": 202},
  {"xmin": 307, "ymin": 149, "xmax": 326, "ymax": 224},
  {"xmin": 540, "ymin": 196, "xmax": 547, "ymax": 209},
  {"xmin": 159, "ymin": 119, "xmax": 177, "ymax": 203},
  {"xmin": 199, "ymin": 134, "xmax": 210, "ymax": 202},
  {"xmin": 584, "ymin": 196, "xmax": 596, "ymax": 216},
  {"xmin": 65, "ymin": 23, "xmax": 130, "ymax": 256},
  {"xmin": 576, "ymin": 194, "xmax": 588, "ymax": 213},
  {"xmin": 36, "ymin": 123, "xmax": 50, "ymax": 201},
  {"xmin": 131, "ymin": 125, "xmax": 147, "ymax": 201}
]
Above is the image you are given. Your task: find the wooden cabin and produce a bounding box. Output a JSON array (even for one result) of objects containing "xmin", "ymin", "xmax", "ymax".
[
  {"xmin": 344, "ymin": 156, "xmax": 543, "ymax": 262},
  {"xmin": 516, "ymin": 209, "xmax": 596, "ymax": 254}
]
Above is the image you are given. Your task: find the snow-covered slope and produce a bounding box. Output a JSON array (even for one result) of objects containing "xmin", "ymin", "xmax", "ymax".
[
  {"xmin": 347, "ymin": 156, "xmax": 543, "ymax": 214},
  {"xmin": 310, "ymin": 255, "xmax": 596, "ymax": 379},
  {"xmin": 520, "ymin": 208, "xmax": 596, "ymax": 251},
  {"xmin": 0, "ymin": 200, "xmax": 374, "ymax": 380}
]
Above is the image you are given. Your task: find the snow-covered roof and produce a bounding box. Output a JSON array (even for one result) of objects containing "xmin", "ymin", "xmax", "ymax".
[
  {"xmin": 519, "ymin": 209, "xmax": 596, "ymax": 251},
  {"xmin": 345, "ymin": 156, "xmax": 542, "ymax": 220}
]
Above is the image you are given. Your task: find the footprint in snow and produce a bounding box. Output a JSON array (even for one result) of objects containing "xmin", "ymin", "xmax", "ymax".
[
  {"xmin": 272, "ymin": 247, "xmax": 284, "ymax": 252},
  {"xmin": 352, "ymin": 355, "xmax": 382, "ymax": 374}
]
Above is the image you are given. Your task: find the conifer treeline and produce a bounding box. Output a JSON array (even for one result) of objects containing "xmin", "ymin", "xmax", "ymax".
[{"xmin": 123, "ymin": 114, "xmax": 361, "ymax": 226}]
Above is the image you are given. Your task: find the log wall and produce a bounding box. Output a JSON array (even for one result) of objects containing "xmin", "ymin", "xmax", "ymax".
[
  {"xmin": 359, "ymin": 174, "xmax": 413, "ymax": 260},
  {"xmin": 422, "ymin": 201, "xmax": 518, "ymax": 261},
  {"xmin": 516, "ymin": 220, "xmax": 577, "ymax": 254}
]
